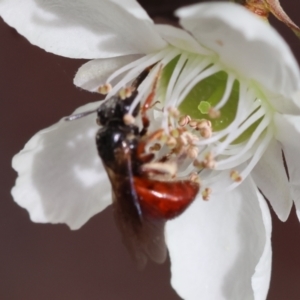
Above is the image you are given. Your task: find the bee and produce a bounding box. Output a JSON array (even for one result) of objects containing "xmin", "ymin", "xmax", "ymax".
[{"xmin": 66, "ymin": 67, "xmax": 199, "ymax": 268}]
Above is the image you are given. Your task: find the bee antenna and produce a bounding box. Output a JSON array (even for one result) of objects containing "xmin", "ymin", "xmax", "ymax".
[
  {"xmin": 131, "ymin": 64, "xmax": 156, "ymax": 90},
  {"xmin": 65, "ymin": 108, "xmax": 98, "ymax": 121}
]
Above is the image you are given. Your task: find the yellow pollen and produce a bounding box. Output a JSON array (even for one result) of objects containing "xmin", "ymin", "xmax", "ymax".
[
  {"xmin": 98, "ymin": 83, "xmax": 112, "ymax": 95},
  {"xmin": 202, "ymin": 188, "xmax": 212, "ymax": 201},
  {"xmin": 230, "ymin": 170, "xmax": 242, "ymax": 182}
]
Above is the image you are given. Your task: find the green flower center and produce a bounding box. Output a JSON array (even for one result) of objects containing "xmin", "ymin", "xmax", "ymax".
[
  {"xmin": 105, "ymin": 46, "xmax": 274, "ymax": 194},
  {"xmin": 160, "ymin": 56, "xmax": 262, "ymax": 144}
]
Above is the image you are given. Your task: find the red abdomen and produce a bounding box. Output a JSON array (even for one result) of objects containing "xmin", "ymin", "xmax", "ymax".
[{"xmin": 134, "ymin": 177, "xmax": 200, "ymax": 219}]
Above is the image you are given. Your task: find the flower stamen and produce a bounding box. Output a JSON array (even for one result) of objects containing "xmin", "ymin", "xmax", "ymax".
[
  {"xmin": 189, "ymin": 172, "xmax": 201, "ymax": 184},
  {"xmin": 178, "ymin": 115, "xmax": 191, "ymax": 127},
  {"xmin": 105, "ymin": 46, "xmax": 276, "ymax": 197}
]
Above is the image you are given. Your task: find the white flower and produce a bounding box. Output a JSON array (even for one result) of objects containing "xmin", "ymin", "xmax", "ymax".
[{"xmin": 2, "ymin": 1, "xmax": 300, "ymax": 299}]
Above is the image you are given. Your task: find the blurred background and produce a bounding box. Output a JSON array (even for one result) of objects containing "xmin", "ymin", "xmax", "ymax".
[{"xmin": 1, "ymin": 0, "xmax": 300, "ymax": 299}]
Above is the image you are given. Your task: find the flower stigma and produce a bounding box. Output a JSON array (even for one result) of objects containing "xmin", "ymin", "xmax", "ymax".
[{"xmin": 100, "ymin": 46, "xmax": 274, "ymax": 199}]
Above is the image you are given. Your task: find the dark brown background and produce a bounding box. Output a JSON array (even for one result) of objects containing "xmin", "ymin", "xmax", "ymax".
[{"xmin": 1, "ymin": 1, "xmax": 300, "ymax": 299}]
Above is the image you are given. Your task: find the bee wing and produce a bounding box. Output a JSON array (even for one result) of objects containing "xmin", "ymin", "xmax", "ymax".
[
  {"xmin": 107, "ymin": 147, "xmax": 167, "ymax": 269},
  {"xmin": 112, "ymin": 191, "xmax": 167, "ymax": 269},
  {"xmin": 140, "ymin": 216, "xmax": 167, "ymax": 265}
]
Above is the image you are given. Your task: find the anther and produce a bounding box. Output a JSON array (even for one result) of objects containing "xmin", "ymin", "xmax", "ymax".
[
  {"xmin": 193, "ymin": 159, "xmax": 203, "ymax": 169},
  {"xmin": 202, "ymin": 153, "xmax": 216, "ymax": 169},
  {"xmin": 189, "ymin": 172, "xmax": 201, "ymax": 184},
  {"xmin": 149, "ymin": 143, "xmax": 162, "ymax": 152},
  {"xmin": 178, "ymin": 115, "xmax": 191, "ymax": 127},
  {"xmin": 124, "ymin": 87, "xmax": 133, "ymax": 98},
  {"xmin": 166, "ymin": 136, "xmax": 177, "ymax": 148},
  {"xmin": 196, "ymin": 119, "xmax": 211, "ymax": 130},
  {"xmin": 119, "ymin": 87, "xmax": 133, "ymax": 100},
  {"xmin": 123, "ymin": 114, "xmax": 135, "ymax": 125},
  {"xmin": 202, "ymin": 188, "xmax": 212, "ymax": 201},
  {"xmin": 208, "ymin": 107, "xmax": 221, "ymax": 119},
  {"xmin": 230, "ymin": 170, "xmax": 242, "ymax": 182},
  {"xmin": 98, "ymin": 83, "xmax": 112, "ymax": 95},
  {"xmin": 187, "ymin": 146, "xmax": 199, "ymax": 159},
  {"xmin": 199, "ymin": 127, "xmax": 212, "ymax": 139},
  {"xmin": 189, "ymin": 120, "xmax": 198, "ymax": 128}
]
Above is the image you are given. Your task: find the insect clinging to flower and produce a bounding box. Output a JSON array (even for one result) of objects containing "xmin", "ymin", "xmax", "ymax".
[
  {"xmin": 66, "ymin": 66, "xmax": 200, "ymax": 267},
  {"xmin": 5, "ymin": 1, "xmax": 300, "ymax": 298}
]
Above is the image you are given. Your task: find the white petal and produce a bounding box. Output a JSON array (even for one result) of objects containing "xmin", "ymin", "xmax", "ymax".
[
  {"xmin": 12, "ymin": 102, "xmax": 111, "ymax": 230},
  {"xmin": 252, "ymin": 138, "xmax": 292, "ymax": 221},
  {"xmin": 154, "ymin": 24, "xmax": 212, "ymax": 55},
  {"xmin": 166, "ymin": 177, "xmax": 271, "ymax": 300},
  {"xmin": 273, "ymin": 113, "xmax": 300, "ymax": 221},
  {"xmin": 251, "ymin": 191, "xmax": 272, "ymax": 300},
  {"xmin": 74, "ymin": 54, "xmax": 142, "ymax": 92},
  {"xmin": 176, "ymin": 2, "xmax": 300, "ymax": 114},
  {"xmin": 0, "ymin": 0, "xmax": 166, "ymax": 58},
  {"xmin": 263, "ymin": 89, "xmax": 300, "ymax": 115}
]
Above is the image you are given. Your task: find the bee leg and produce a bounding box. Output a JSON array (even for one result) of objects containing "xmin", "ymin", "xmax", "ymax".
[
  {"xmin": 131, "ymin": 65, "xmax": 154, "ymax": 90},
  {"xmin": 137, "ymin": 129, "xmax": 164, "ymax": 159},
  {"xmin": 140, "ymin": 65, "xmax": 162, "ymax": 137},
  {"xmin": 138, "ymin": 153, "xmax": 155, "ymax": 164},
  {"xmin": 158, "ymin": 152, "xmax": 174, "ymax": 163}
]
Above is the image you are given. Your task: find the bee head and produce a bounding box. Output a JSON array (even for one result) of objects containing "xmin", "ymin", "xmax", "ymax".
[{"xmin": 97, "ymin": 91, "xmax": 140, "ymax": 125}]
